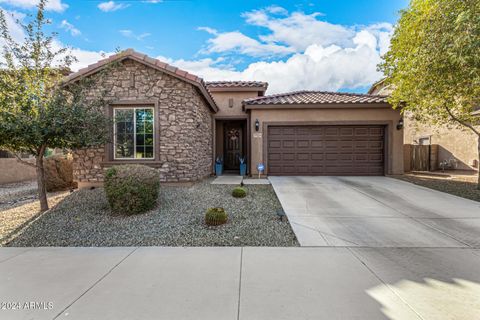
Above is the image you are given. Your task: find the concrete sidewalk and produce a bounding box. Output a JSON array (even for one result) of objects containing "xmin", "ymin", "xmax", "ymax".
[{"xmin": 1, "ymin": 247, "xmax": 480, "ymax": 320}]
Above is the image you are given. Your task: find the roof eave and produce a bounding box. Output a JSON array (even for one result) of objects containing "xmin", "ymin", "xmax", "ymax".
[
  {"xmin": 242, "ymin": 102, "xmax": 393, "ymax": 110},
  {"xmin": 62, "ymin": 50, "xmax": 218, "ymax": 113}
]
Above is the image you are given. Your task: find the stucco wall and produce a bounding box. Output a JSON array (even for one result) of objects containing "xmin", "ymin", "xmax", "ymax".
[
  {"xmin": 404, "ymin": 118, "xmax": 479, "ymax": 171},
  {"xmin": 0, "ymin": 158, "xmax": 36, "ymax": 185},
  {"xmin": 210, "ymin": 91, "xmax": 259, "ymax": 118},
  {"xmin": 73, "ymin": 58, "xmax": 213, "ymax": 186},
  {"xmin": 249, "ymin": 106, "xmax": 404, "ymax": 175}
]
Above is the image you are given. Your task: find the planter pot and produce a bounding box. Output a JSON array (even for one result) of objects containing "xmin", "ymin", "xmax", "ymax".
[
  {"xmin": 215, "ymin": 164, "xmax": 223, "ymax": 176},
  {"xmin": 239, "ymin": 163, "xmax": 247, "ymax": 176}
]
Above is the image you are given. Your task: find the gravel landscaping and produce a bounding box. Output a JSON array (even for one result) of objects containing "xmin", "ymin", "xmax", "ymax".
[
  {"xmin": 396, "ymin": 173, "xmax": 480, "ymax": 202},
  {"xmin": 0, "ymin": 180, "xmax": 38, "ymax": 210},
  {"xmin": 4, "ymin": 179, "xmax": 298, "ymax": 247}
]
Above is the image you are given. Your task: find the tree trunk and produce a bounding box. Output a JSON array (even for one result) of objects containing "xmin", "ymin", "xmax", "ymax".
[{"xmin": 36, "ymin": 152, "xmax": 49, "ymax": 212}]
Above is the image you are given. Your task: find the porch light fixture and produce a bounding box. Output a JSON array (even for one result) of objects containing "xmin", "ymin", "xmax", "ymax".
[
  {"xmin": 396, "ymin": 118, "xmax": 404, "ymax": 130},
  {"xmin": 255, "ymin": 119, "xmax": 260, "ymax": 132}
]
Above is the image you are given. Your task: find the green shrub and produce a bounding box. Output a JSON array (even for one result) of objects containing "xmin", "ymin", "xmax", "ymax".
[
  {"xmin": 232, "ymin": 186, "xmax": 247, "ymax": 198},
  {"xmin": 104, "ymin": 164, "xmax": 160, "ymax": 215},
  {"xmin": 205, "ymin": 207, "xmax": 228, "ymax": 226}
]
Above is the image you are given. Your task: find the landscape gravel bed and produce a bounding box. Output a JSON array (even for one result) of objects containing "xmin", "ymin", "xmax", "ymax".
[
  {"xmin": 5, "ymin": 179, "xmax": 299, "ymax": 247},
  {"xmin": 0, "ymin": 180, "xmax": 38, "ymax": 209},
  {"xmin": 396, "ymin": 174, "xmax": 480, "ymax": 202}
]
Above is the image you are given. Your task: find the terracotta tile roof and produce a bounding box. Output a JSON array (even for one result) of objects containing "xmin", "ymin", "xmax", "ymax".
[
  {"xmin": 63, "ymin": 49, "xmax": 218, "ymax": 112},
  {"xmin": 206, "ymin": 81, "xmax": 268, "ymax": 90},
  {"xmin": 243, "ymin": 90, "xmax": 389, "ymax": 106}
]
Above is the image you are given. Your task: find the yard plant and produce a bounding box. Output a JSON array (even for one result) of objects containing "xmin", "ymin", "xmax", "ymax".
[
  {"xmin": 104, "ymin": 165, "xmax": 160, "ymax": 215},
  {"xmin": 380, "ymin": 0, "xmax": 480, "ymax": 188},
  {"xmin": 232, "ymin": 186, "xmax": 247, "ymax": 198},
  {"xmin": 205, "ymin": 207, "xmax": 228, "ymax": 226},
  {"xmin": 0, "ymin": 0, "xmax": 112, "ymax": 211}
]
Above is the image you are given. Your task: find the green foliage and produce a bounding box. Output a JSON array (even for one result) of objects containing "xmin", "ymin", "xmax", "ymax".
[
  {"xmin": 379, "ymin": 0, "xmax": 480, "ymax": 133},
  {"xmin": 104, "ymin": 165, "xmax": 160, "ymax": 215},
  {"xmin": 232, "ymin": 186, "xmax": 247, "ymax": 198},
  {"xmin": 205, "ymin": 207, "xmax": 228, "ymax": 226},
  {"xmin": 0, "ymin": 1, "xmax": 112, "ymax": 156}
]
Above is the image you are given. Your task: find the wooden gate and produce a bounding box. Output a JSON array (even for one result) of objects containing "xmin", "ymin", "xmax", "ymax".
[{"xmin": 411, "ymin": 145, "xmax": 431, "ymax": 171}]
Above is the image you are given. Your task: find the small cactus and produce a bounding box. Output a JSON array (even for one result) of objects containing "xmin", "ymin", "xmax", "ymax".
[
  {"xmin": 205, "ymin": 207, "xmax": 228, "ymax": 226},
  {"xmin": 232, "ymin": 186, "xmax": 247, "ymax": 198}
]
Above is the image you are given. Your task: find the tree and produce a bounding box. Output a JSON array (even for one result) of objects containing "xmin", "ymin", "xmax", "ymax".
[
  {"xmin": 379, "ymin": 0, "xmax": 480, "ymax": 188},
  {"xmin": 0, "ymin": 0, "xmax": 111, "ymax": 211}
]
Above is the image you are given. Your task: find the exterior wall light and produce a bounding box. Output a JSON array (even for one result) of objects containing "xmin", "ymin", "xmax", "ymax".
[
  {"xmin": 255, "ymin": 119, "xmax": 260, "ymax": 132},
  {"xmin": 396, "ymin": 118, "xmax": 404, "ymax": 130}
]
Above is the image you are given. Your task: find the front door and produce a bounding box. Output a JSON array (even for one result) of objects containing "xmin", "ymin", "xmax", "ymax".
[{"xmin": 224, "ymin": 123, "xmax": 243, "ymax": 170}]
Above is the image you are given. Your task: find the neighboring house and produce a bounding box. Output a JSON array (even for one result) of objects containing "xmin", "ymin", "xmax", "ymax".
[
  {"xmin": 65, "ymin": 49, "xmax": 403, "ymax": 188},
  {"xmin": 369, "ymin": 79, "xmax": 480, "ymax": 172}
]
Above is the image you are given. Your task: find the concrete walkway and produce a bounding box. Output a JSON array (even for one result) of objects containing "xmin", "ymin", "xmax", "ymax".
[
  {"xmin": 269, "ymin": 176, "xmax": 480, "ymax": 247},
  {"xmin": 211, "ymin": 175, "xmax": 270, "ymax": 185},
  {"xmin": 1, "ymin": 246, "xmax": 480, "ymax": 320}
]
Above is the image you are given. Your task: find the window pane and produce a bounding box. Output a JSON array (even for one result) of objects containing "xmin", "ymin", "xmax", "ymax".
[
  {"xmin": 115, "ymin": 134, "xmax": 134, "ymax": 158},
  {"xmin": 136, "ymin": 146, "xmax": 146, "ymax": 159},
  {"xmin": 144, "ymin": 109, "xmax": 153, "ymax": 122},
  {"xmin": 144, "ymin": 121, "xmax": 153, "ymax": 134},
  {"xmin": 136, "ymin": 134, "xmax": 145, "ymax": 145},
  {"xmin": 145, "ymin": 146, "xmax": 153, "ymax": 158},
  {"xmin": 136, "ymin": 120, "xmax": 145, "ymax": 134},
  {"xmin": 115, "ymin": 109, "xmax": 134, "ymax": 123},
  {"xmin": 144, "ymin": 134, "xmax": 153, "ymax": 146}
]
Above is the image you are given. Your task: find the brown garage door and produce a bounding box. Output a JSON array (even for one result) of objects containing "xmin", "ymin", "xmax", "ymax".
[{"xmin": 267, "ymin": 125, "xmax": 385, "ymax": 176}]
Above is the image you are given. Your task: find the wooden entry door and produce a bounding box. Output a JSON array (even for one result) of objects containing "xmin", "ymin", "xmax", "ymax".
[{"xmin": 224, "ymin": 123, "xmax": 243, "ymax": 170}]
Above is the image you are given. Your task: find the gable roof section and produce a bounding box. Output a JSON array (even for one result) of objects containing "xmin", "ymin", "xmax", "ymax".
[
  {"xmin": 63, "ymin": 49, "xmax": 218, "ymax": 112},
  {"xmin": 206, "ymin": 81, "xmax": 268, "ymax": 93},
  {"xmin": 243, "ymin": 90, "xmax": 389, "ymax": 109}
]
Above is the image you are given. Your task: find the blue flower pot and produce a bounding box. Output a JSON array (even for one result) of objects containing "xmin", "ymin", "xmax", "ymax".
[
  {"xmin": 239, "ymin": 163, "xmax": 247, "ymax": 176},
  {"xmin": 215, "ymin": 163, "xmax": 223, "ymax": 176}
]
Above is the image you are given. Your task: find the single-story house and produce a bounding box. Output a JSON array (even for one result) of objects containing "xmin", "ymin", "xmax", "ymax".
[
  {"xmin": 65, "ymin": 49, "xmax": 404, "ymax": 188},
  {"xmin": 369, "ymin": 79, "xmax": 480, "ymax": 172}
]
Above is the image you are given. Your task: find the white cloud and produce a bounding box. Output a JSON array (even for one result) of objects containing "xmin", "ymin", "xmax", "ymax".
[
  {"xmin": 188, "ymin": 7, "xmax": 393, "ymax": 93},
  {"xmin": 119, "ymin": 29, "xmax": 151, "ymax": 41},
  {"xmin": 165, "ymin": 40, "xmax": 383, "ymax": 94},
  {"xmin": 60, "ymin": 20, "xmax": 80, "ymax": 36},
  {"xmin": 68, "ymin": 47, "xmax": 113, "ymax": 71},
  {"xmin": 0, "ymin": 0, "xmax": 67, "ymax": 12},
  {"xmin": 199, "ymin": 30, "xmax": 294, "ymax": 57},
  {"xmin": 243, "ymin": 8, "xmax": 355, "ymax": 51},
  {"xmin": 98, "ymin": 1, "xmax": 129, "ymax": 12},
  {"xmin": 142, "ymin": 0, "xmax": 162, "ymax": 3},
  {"xmin": 197, "ymin": 26, "xmax": 218, "ymax": 35}
]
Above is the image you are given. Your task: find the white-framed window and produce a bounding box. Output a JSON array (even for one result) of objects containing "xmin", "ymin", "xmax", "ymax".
[{"xmin": 113, "ymin": 107, "xmax": 155, "ymax": 160}]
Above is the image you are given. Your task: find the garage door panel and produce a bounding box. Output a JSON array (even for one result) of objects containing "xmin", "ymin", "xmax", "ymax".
[{"xmin": 267, "ymin": 125, "xmax": 385, "ymax": 176}]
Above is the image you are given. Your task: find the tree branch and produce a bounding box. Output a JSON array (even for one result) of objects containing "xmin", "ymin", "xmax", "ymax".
[
  {"xmin": 13, "ymin": 153, "xmax": 37, "ymax": 168},
  {"xmin": 445, "ymin": 105, "xmax": 480, "ymax": 136}
]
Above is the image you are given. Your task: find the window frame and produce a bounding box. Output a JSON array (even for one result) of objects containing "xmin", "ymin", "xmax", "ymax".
[{"xmin": 113, "ymin": 106, "xmax": 155, "ymax": 160}]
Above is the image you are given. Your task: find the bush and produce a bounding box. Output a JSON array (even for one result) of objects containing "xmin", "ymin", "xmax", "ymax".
[
  {"xmin": 104, "ymin": 164, "xmax": 160, "ymax": 215},
  {"xmin": 232, "ymin": 186, "xmax": 247, "ymax": 198},
  {"xmin": 205, "ymin": 207, "xmax": 228, "ymax": 226},
  {"xmin": 45, "ymin": 154, "xmax": 75, "ymax": 191}
]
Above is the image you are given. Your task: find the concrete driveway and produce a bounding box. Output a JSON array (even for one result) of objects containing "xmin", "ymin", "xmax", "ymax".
[
  {"xmin": 1, "ymin": 177, "xmax": 480, "ymax": 320},
  {"xmin": 269, "ymin": 176, "xmax": 480, "ymax": 247}
]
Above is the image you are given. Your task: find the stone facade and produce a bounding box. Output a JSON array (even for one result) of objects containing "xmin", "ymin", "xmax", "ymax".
[{"xmin": 73, "ymin": 58, "xmax": 213, "ymax": 185}]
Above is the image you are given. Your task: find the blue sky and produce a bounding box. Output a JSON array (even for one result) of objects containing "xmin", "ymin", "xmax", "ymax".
[{"xmin": 0, "ymin": 0, "xmax": 409, "ymax": 93}]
